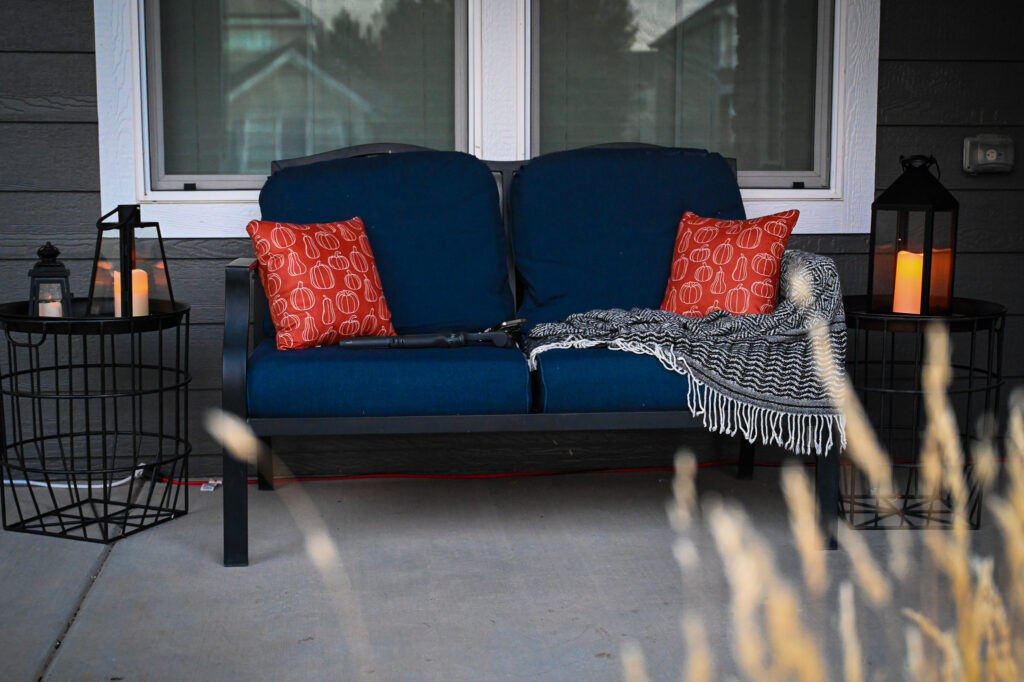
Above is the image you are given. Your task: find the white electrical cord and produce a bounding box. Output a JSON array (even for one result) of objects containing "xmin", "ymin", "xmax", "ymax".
[{"xmin": 3, "ymin": 463, "xmax": 147, "ymax": 489}]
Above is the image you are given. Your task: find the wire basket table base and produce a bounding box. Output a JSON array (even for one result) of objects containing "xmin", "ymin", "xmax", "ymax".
[
  {"xmin": 840, "ymin": 296, "xmax": 1003, "ymax": 530},
  {"xmin": 1, "ymin": 300, "xmax": 191, "ymax": 542}
]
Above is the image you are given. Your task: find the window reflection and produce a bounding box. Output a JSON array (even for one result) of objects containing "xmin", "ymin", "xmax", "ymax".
[
  {"xmin": 157, "ymin": 0, "xmax": 456, "ymax": 176},
  {"xmin": 536, "ymin": 0, "xmax": 827, "ymax": 181}
]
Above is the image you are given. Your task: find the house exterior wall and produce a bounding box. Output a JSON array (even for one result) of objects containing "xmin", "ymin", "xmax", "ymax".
[{"xmin": 0, "ymin": 1, "xmax": 1020, "ymax": 469}]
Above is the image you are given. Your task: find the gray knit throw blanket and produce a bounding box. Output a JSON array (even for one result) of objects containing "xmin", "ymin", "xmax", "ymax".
[{"xmin": 523, "ymin": 250, "xmax": 847, "ymax": 456}]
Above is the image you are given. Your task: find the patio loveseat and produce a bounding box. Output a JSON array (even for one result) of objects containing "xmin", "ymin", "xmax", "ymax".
[{"xmin": 221, "ymin": 143, "xmax": 843, "ymax": 567}]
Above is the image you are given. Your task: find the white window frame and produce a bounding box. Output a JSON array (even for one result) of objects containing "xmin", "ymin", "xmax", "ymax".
[{"xmin": 94, "ymin": 0, "xmax": 877, "ymax": 237}]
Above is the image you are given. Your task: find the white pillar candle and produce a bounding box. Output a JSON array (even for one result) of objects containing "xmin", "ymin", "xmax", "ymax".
[
  {"xmin": 38, "ymin": 300, "xmax": 62, "ymax": 317},
  {"xmin": 113, "ymin": 269, "xmax": 150, "ymax": 317}
]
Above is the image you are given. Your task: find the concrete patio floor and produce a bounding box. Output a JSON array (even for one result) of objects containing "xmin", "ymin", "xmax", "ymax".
[{"xmin": 1, "ymin": 463, "xmax": 1007, "ymax": 681}]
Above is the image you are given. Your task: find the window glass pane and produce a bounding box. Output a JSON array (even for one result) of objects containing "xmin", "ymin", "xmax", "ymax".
[
  {"xmin": 155, "ymin": 0, "xmax": 456, "ymax": 177},
  {"xmin": 536, "ymin": 0, "xmax": 828, "ymax": 183}
]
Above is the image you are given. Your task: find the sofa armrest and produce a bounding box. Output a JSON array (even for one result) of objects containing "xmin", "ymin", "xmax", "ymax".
[{"xmin": 223, "ymin": 257, "xmax": 257, "ymax": 418}]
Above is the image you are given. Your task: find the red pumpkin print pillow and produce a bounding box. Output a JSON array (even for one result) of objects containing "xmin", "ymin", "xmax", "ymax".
[
  {"xmin": 246, "ymin": 217, "xmax": 396, "ymax": 350},
  {"xmin": 661, "ymin": 210, "xmax": 799, "ymax": 316}
]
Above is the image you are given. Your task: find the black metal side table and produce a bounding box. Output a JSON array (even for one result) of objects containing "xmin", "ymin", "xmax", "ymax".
[
  {"xmin": 841, "ymin": 295, "xmax": 1004, "ymax": 529},
  {"xmin": 0, "ymin": 299, "xmax": 191, "ymax": 541}
]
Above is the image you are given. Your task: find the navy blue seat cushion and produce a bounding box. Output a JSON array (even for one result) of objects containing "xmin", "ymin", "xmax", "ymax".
[
  {"xmin": 259, "ymin": 151, "xmax": 514, "ymax": 334},
  {"xmin": 535, "ymin": 348, "xmax": 690, "ymax": 413},
  {"xmin": 510, "ymin": 147, "xmax": 744, "ymax": 325},
  {"xmin": 247, "ymin": 340, "xmax": 531, "ymax": 418}
]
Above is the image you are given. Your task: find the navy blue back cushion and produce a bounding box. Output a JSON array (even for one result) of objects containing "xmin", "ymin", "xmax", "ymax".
[
  {"xmin": 510, "ymin": 147, "xmax": 744, "ymax": 324},
  {"xmin": 260, "ymin": 151, "xmax": 514, "ymax": 333}
]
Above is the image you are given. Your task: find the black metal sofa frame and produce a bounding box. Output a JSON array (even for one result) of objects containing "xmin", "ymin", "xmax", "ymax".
[{"xmin": 221, "ymin": 143, "xmax": 841, "ymax": 567}]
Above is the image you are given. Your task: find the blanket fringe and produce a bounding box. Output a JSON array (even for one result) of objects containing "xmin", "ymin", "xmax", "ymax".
[{"xmin": 527, "ymin": 338, "xmax": 846, "ymax": 457}]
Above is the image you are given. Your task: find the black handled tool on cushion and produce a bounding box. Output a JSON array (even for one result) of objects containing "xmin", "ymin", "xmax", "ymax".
[{"xmin": 336, "ymin": 319, "xmax": 527, "ymax": 350}]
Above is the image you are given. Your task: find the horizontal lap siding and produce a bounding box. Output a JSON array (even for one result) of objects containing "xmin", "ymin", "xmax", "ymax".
[
  {"xmin": 876, "ymin": 0, "xmax": 1024, "ymax": 414},
  {"xmin": 0, "ymin": 5, "xmax": 103, "ymax": 327},
  {"xmin": 0, "ymin": 1, "xmax": 1020, "ymax": 468}
]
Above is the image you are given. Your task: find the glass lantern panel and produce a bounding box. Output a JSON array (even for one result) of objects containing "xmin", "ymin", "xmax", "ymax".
[
  {"xmin": 928, "ymin": 210, "xmax": 954, "ymax": 312},
  {"xmin": 89, "ymin": 233, "xmax": 119, "ymax": 316},
  {"xmin": 134, "ymin": 225, "xmax": 172, "ymax": 309},
  {"xmin": 37, "ymin": 282, "xmax": 64, "ymax": 302},
  {"xmin": 36, "ymin": 282, "xmax": 65, "ymax": 317},
  {"xmin": 871, "ymin": 208, "xmax": 899, "ymax": 306},
  {"xmin": 90, "ymin": 226, "xmax": 171, "ymax": 317}
]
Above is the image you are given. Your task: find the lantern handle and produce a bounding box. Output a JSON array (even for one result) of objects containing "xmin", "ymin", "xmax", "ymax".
[{"xmin": 899, "ymin": 154, "xmax": 940, "ymax": 180}]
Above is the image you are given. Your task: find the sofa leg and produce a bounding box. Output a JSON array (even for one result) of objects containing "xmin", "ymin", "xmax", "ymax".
[
  {"xmin": 257, "ymin": 436, "xmax": 275, "ymax": 491},
  {"xmin": 815, "ymin": 447, "xmax": 840, "ymax": 550},
  {"xmin": 223, "ymin": 450, "xmax": 249, "ymax": 567},
  {"xmin": 737, "ymin": 440, "xmax": 755, "ymax": 480}
]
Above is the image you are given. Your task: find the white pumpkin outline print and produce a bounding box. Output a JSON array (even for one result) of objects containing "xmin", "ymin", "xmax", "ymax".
[
  {"xmin": 303, "ymin": 234, "xmax": 321, "ymax": 260},
  {"xmin": 254, "ymin": 236, "xmax": 272, "ymax": 259},
  {"xmin": 315, "ymin": 230, "xmax": 340, "ymax": 251},
  {"xmin": 694, "ymin": 263, "xmax": 713, "ymax": 283},
  {"xmin": 731, "ymin": 253, "xmax": 748, "ymax": 282},
  {"xmin": 336, "ymin": 289, "xmax": 360, "ymax": 315},
  {"xmin": 726, "ymin": 284, "xmax": 751, "ymax": 313},
  {"xmin": 265, "ymin": 252, "xmax": 285, "ymax": 273},
  {"xmin": 737, "ymin": 225, "xmax": 762, "ymax": 250},
  {"xmin": 752, "ymin": 278, "xmax": 776, "ymax": 301},
  {"xmin": 286, "ymin": 251, "xmax": 307, "ymax": 276},
  {"xmin": 710, "ymin": 268, "xmax": 727, "ymax": 295},
  {"xmin": 327, "ymin": 252, "xmax": 350, "ymax": 271},
  {"xmin": 320, "ymin": 296, "xmax": 336, "ymax": 326},
  {"xmin": 271, "ymin": 223, "xmax": 296, "ymax": 248},
  {"xmin": 693, "ymin": 223, "xmax": 720, "ymax": 244},
  {"xmin": 671, "ymin": 254, "xmax": 690, "ymax": 281},
  {"xmin": 712, "ymin": 238, "xmax": 734, "ymax": 265},
  {"xmin": 309, "ymin": 262, "xmax": 335, "ymax": 290}
]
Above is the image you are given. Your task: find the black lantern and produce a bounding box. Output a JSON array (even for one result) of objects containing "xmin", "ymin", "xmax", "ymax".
[
  {"xmin": 28, "ymin": 242, "xmax": 72, "ymax": 318},
  {"xmin": 87, "ymin": 205, "xmax": 174, "ymax": 318},
  {"xmin": 868, "ymin": 155, "xmax": 958, "ymax": 315}
]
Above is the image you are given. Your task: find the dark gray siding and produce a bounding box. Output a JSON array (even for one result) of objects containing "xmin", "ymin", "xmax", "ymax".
[
  {"xmin": 0, "ymin": 1, "xmax": 1019, "ymax": 472},
  {"xmin": 875, "ymin": 0, "xmax": 1024, "ymax": 409}
]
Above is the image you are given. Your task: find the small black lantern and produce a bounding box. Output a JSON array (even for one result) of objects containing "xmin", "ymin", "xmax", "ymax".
[
  {"xmin": 868, "ymin": 155, "xmax": 958, "ymax": 315},
  {"xmin": 28, "ymin": 242, "xmax": 72, "ymax": 317},
  {"xmin": 87, "ymin": 205, "xmax": 174, "ymax": 318}
]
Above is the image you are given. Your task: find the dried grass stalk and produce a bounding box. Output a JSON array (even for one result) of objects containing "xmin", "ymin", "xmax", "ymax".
[
  {"xmin": 839, "ymin": 581, "xmax": 863, "ymax": 682},
  {"xmin": 669, "ymin": 451, "xmax": 699, "ymax": 532},
  {"xmin": 886, "ymin": 530, "xmax": 912, "ymax": 582},
  {"xmin": 781, "ymin": 464, "xmax": 826, "ymax": 596},
  {"xmin": 971, "ymin": 414, "xmax": 999, "ymax": 491},
  {"xmin": 839, "ymin": 528, "xmax": 891, "ymax": 607},
  {"xmin": 705, "ymin": 502, "xmax": 770, "ymax": 679},
  {"xmin": 706, "ymin": 501, "xmax": 827, "ymax": 681},
  {"xmin": 807, "ymin": 322, "xmax": 894, "ymax": 500},
  {"xmin": 922, "ymin": 326, "xmax": 970, "ymax": 520},
  {"xmin": 680, "ymin": 615, "xmax": 714, "ymax": 682},
  {"xmin": 903, "ymin": 609, "xmax": 963, "ymax": 682},
  {"xmin": 990, "ymin": 500, "xmax": 1024, "ymax": 625},
  {"xmin": 620, "ymin": 640, "xmax": 651, "ymax": 682},
  {"xmin": 905, "ymin": 625, "xmax": 926, "ymax": 681},
  {"xmin": 763, "ymin": 579, "xmax": 828, "ymax": 682},
  {"xmin": 921, "ymin": 326, "xmax": 981, "ymax": 680},
  {"xmin": 995, "ymin": 391, "xmax": 1024, "ymax": 621},
  {"xmin": 205, "ymin": 408, "xmax": 377, "ymax": 678},
  {"xmin": 972, "ymin": 558, "xmax": 1019, "ymax": 681}
]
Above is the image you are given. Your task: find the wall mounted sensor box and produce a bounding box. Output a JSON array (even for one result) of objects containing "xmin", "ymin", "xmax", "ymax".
[{"xmin": 963, "ymin": 134, "xmax": 1014, "ymax": 174}]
